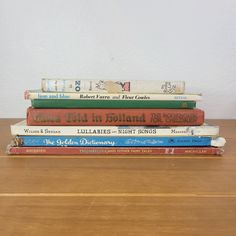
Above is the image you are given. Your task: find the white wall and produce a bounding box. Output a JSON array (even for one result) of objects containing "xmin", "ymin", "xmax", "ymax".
[{"xmin": 0, "ymin": 0, "xmax": 236, "ymax": 118}]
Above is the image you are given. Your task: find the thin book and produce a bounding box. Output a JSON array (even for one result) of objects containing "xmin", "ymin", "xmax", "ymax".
[
  {"xmin": 11, "ymin": 120, "xmax": 219, "ymax": 137},
  {"xmin": 41, "ymin": 79, "xmax": 185, "ymax": 94}
]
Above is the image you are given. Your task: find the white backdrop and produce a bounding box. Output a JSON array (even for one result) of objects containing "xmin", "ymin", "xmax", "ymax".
[{"xmin": 0, "ymin": 0, "xmax": 236, "ymax": 118}]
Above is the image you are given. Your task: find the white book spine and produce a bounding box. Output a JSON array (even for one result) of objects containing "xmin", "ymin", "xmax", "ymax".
[
  {"xmin": 25, "ymin": 90, "xmax": 202, "ymax": 101},
  {"xmin": 41, "ymin": 79, "xmax": 185, "ymax": 94},
  {"xmin": 11, "ymin": 121, "xmax": 219, "ymax": 137}
]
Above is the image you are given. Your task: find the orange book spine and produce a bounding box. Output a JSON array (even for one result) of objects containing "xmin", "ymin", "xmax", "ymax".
[
  {"xmin": 26, "ymin": 107, "xmax": 204, "ymax": 126},
  {"xmin": 7, "ymin": 146, "xmax": 223, "ymax": 155}
]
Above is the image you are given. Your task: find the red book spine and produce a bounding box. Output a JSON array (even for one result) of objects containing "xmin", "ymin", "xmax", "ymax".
[
  {"xmin": 26, "ymin": 107, "xmax": 204, "ymax": 126},
  {"xmin": 7, "ymin": 146, "xmax": 223, "ymax": 156}
]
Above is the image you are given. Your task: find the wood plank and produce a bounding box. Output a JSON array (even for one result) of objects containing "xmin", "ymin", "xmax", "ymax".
[
  {"xmin": 0, "ymin": 156, "xmax": 236, "ymax": 194},
  {"xmin": 0, "ymin": 197, "xmax": 236, "ymax": 236}
]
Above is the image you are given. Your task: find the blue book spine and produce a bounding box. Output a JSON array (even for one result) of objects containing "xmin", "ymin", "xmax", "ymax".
[{"xmin": 15, "ymin": 136, "xmax": 213, "ymax": 147}]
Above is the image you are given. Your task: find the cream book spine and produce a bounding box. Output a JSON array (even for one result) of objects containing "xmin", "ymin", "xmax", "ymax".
[
  {"xmin": 11, "ymin": 120, "xmax": 219, "ymax": 137},
  {"xmin": 41, "ymin": 79, "xmax": 185, "ymax": 94},
  {"xmin": 25, "ymin": 90, "xmax": 202, "ymax": 101}
]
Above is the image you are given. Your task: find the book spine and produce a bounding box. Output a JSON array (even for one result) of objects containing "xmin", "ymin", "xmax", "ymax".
[
  {"xmin": 31, "ymin": 99, "xmax": 196, "ymax": 109},
  {"xmin": 11, "ymin": 136, "xmax": 225, "ymax": 147},
  {"xmin": 10, "ymin": 123, "xmax": 220, "ymax": 136},
  {"xmin": 25, "ymin": 91, "xmax": 202, "ymax": 101},
  {"xmin": 27, "ymin": 108, "xmax": 204, "ymax": 126},
  {"xmin": 41, "ymin": 79, "xmax": 185, "ymax": 94},
  {"xmin": 7, "ymin": 146, "xmax": 224, "ymax": 156}
]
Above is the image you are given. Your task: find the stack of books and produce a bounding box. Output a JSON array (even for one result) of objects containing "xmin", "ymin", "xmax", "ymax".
[{"xmin": 7, "ymin": 79, "xmax": 226, "ymax": 156}]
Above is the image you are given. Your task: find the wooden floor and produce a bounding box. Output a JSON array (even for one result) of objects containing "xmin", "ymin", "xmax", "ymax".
[{"xmin": 0, "ymin": 119, "xmax": 236, "ymax": 236}]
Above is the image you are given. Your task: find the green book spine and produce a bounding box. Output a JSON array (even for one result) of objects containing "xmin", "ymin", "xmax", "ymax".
[{"xmin": 31, "ymin": 99, "xmax": 196, "ymax": 109}]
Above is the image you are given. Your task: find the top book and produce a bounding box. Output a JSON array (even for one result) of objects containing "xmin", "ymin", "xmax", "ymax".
[{"xmin": 41, "ymin": 79, "xmax": 185, "ymax": 94}]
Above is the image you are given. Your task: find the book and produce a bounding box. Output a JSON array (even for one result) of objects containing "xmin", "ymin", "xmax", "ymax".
[
  {"xmin": 30, "ymin": 99, "xmax": 196, "ymax": 109},
  {"xmin": 41, "ymin": 79, "xmax": 185, "ymax": 94},
  {"xmin": 26, "ymin": 107, "xmax": 205, "ymax": 126},
  {"xmin": 11, "ymin": 136, "xmax": 226, "ymax": 147},
  {"xmin": 25, "ymin": 90, "xmax": 202, "ymax": 101},
  {"xmin": 7, "ymin": 146, "xmax": 224, "ymax": 156},
  {"xmin": 11, "ymin": 120, "xmax": 219, "ymax": 137}
]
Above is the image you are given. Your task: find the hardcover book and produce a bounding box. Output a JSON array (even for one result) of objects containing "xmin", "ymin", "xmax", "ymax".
[
  {"xmin": 30, "ymin": 99, "xmax": 196, "ymax": 109},
  {"xmin": 11, "ymin": 136, "xmax": 226, "ymax": 147},
  {"xmin": 25, "ymin": 90, "xmax": 202, "ymax": 101},
  {"xmin": 11, "ymin": 120, "xmax": 219, "ymax": 137},
  {"xmin": 26, "ymin": 107, "xmax": 205, "ymax": 126},
  {"xmin": 41, "ymin": 79, "xmax": 185, "ymax": 94},
  {"xmin": 7, "ymin": 146, "xmax": 224, "ymax": 156}
]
